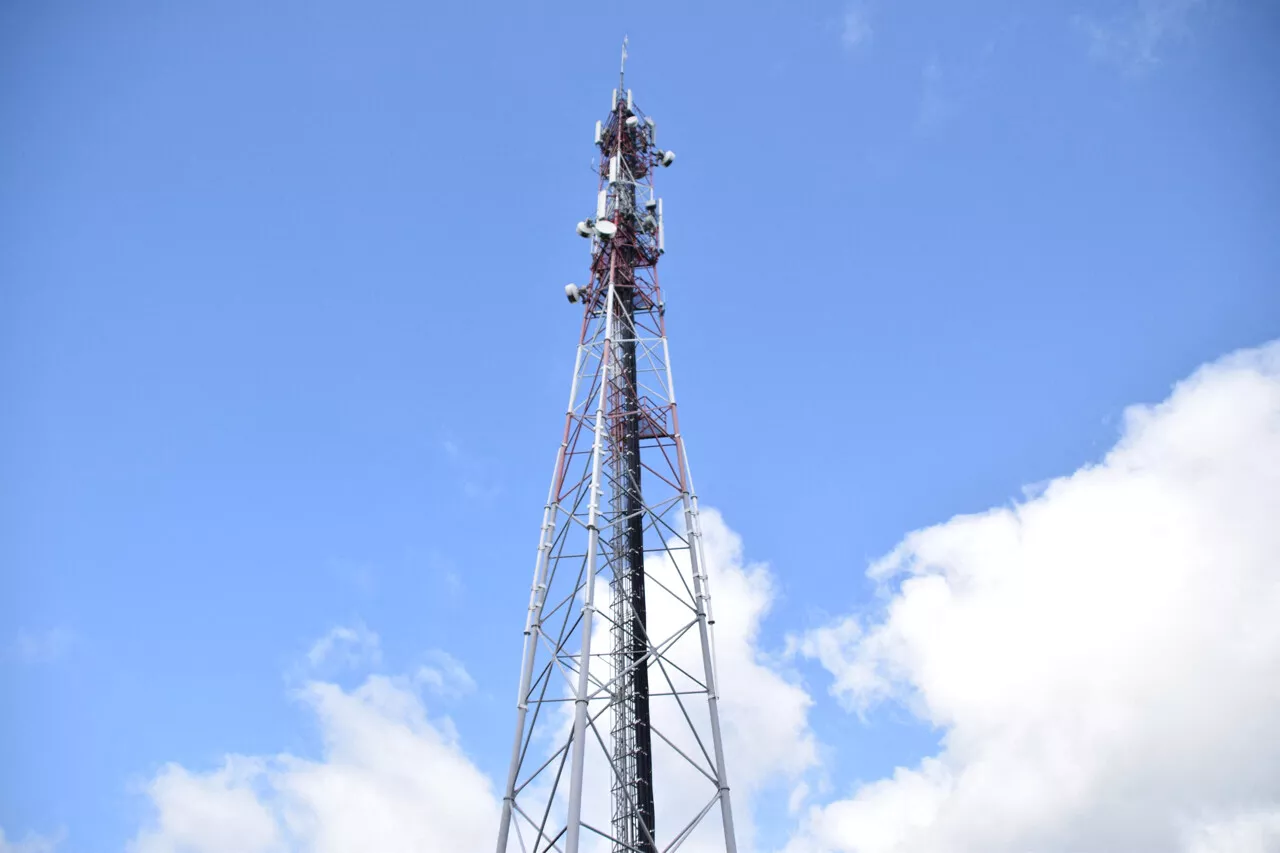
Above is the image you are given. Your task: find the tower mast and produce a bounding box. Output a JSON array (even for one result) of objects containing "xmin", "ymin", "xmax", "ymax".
[
  {"xmin": 495, "ymin": 50, "xmax": 738, "ymax": 853},
  {"xmin": 608, "ymin": 31, "xmax": 656, "ymax": 852}
]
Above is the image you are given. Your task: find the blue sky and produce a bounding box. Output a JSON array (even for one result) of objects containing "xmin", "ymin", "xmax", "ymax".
[{"xmin": 2, "ymin": 2, "xmax": 1278, "ymax": 851}]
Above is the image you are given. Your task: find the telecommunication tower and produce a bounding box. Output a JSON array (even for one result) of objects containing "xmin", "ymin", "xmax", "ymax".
[{"xmin": 495, "ymin": 43, "xmax": 739, "ymax": 853}]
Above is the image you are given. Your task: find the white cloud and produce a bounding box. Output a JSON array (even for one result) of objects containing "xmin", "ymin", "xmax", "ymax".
[
  {"xmin": 130, "ymin": 676, "xmax": 499, "ymax": 853},
  {"xmin": 543, "ymin": 508, "xmax": 820, "ymax": 853},
  {"xmin": 132, "ymin": 505, "xmax": 816, "ymax": 853},
  {"xmin": 1075, "ymin": 0, "xmax": 1208, "ymax": 73},
  {"xmin": 789, "ymin": 341, "xmax": 1280, "ymax": 852},
  {"xmin": 1183, "ymin": 807, "xmax": 1280, "ymax": 853},
  {"xmin": 413, "ymin": 649, "xmax": 476, "ymax": 697},
  {"xmin": 690, "ymin": 509, "xmax": 820, "ymax": 847},
  {"xmin": 129, "ymin": 341, "xmax": 1280, "ymax": 850},
  {"xmin": 10, "ymin": 628, "xmax": 74, "ymax": 664},
  {"xmin": 842, "ymin": 3, "xmax": 873, "ymax": 50},
  {"xmin": 132, "ymin": 759, "xmax": 282, "ymax": 853},
  {"xmin": 915, "ymin": 57, "xmax": 961, "ymax": 133},
  {"xmin": 0, "ymin": 828, "xmax": 63, "ymax": 853},
  {"xmin": 305, "ymin": 624, "xmax": 381, "ymax": 671}
]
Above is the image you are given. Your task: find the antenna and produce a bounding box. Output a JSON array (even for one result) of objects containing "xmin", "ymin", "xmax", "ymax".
[{"xmin": 620, "ymin": 34, "xmax": 628, "ymax": 91}]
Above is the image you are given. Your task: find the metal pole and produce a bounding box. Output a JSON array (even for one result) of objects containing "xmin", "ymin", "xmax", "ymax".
[
  {"xmin": 496, "ymin": 342, "xmax": 587, "ymax": 852},
  {"xmin": 663, "ymin": 336, "xmax": 739, "ymax": 853},
  {"xmin": 564, "ymin": 278, "xmax": 618, "ymax": 853}
]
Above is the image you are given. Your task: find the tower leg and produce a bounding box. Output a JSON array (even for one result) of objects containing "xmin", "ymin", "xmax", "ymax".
[
  {"xmin": 665, "ymin": 334, "xmax": 738, "ymax": 853},
  {"xmin": 684, "ymin": 489, "xmax": 739, "ymax": 853},
  {"xmin": 565, "ymin": 286, "xmax": 618, "ymax": 853},
  {"xmin": 495, "ymin": 341, "xmax": 586, "ymax": 853},
  {"xmin": 495, "ymin": 490, "xmax": 556, "ymax": 853}
]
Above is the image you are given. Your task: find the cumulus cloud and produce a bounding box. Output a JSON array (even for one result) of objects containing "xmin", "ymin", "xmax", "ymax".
[
  {"xmin": 131, "ymin": 759, "xmax": 281, "ymax": 853},
  {"xmin": 304, "ymin": 624, "xmax": 381, "ymax": 671},
  {"xmin": 531, "ymin": 507, "xmax": 818, "ymax": 853},
  {"xmin": 9, "ymin": 628, "xmax": 74, "ymax": 664},
  {"xmin": 699, "ymin": 510, "xmax": 819, "ymax": 809},
  {"xmin": 841, "ymin": 3, "xmax": 873, "ymax": 50},
  {"xmin": 130, "ymin": 676, "xmax": 499, "ymax": 852},
  {"xmin": 1183, "ymin": 808, "xmax": 1280, "ymax": 853},
  {"xmin": 643, "ymin": 508, "xmax": 818, "ymax": 851},
  {"xmin": 789, "ymin": 341, "xmax": 1280, "ymax": 852},
  {"xmin": 413, "ymin": 649, "xmax": 477, "ymax": 697},
  {"xmin": 129, "ymin": 341, "xmax": 1280, "ymax": 851},
  {"xmin": 132, "ymin": 509, "xmax": 813, "ymax": 853},
  {"xmin": 0, "ymin": 828, "xmax": 62, "ymax": 853},
  {"xmin": 1075, "ymin": 0, "xmax": 1208, "ymax": 73},
  {"xmin": 915, "ymin": 57, "xmax": 962, "ymax": 134}
]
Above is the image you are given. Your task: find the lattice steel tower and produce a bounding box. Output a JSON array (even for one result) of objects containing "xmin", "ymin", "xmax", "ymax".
[{"xmin": 495, "ymin": 44, "xmax": 738, "ymax": 853}]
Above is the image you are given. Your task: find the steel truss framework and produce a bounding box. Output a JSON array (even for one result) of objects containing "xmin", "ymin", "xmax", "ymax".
[{"xmin": 495, "ymin": 71, "xmax": 738, "ymax": 853}]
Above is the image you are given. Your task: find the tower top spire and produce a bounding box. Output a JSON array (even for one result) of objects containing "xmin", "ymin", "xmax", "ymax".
[{"xmin": 620, "ymin": 35, "xmax": 629, "ymax": 91}]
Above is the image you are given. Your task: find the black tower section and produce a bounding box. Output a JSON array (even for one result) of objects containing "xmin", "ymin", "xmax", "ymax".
[
  {"xmin": 607, "ymin": 93, "xmax": 658, "ymax": 853},
  {"xmin": 617, "ymin": 277, "xmax": 657, "ymax": 853}
]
